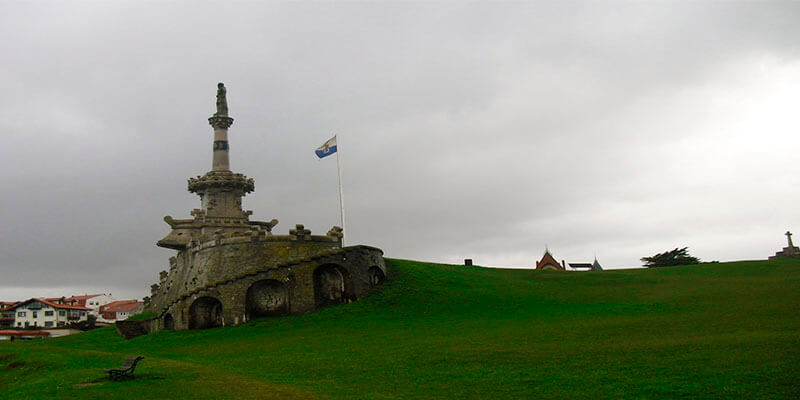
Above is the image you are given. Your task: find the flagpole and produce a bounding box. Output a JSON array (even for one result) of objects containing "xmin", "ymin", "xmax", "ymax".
[{"xmin": 334, "ymin": 135, "xmax": 346, "ymax": 247}]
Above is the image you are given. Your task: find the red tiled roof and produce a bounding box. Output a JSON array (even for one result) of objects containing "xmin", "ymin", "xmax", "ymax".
[
  {"xmin": 0, "ymin": 330, "xmax": 50, "ymax": 336},
  {"xmin": 5, "ymin": 298, "xmax": 91, "ymax": 311},
  {"xmin": 67, "ymin": 294, "xmax": 103, "ymax": 300},
  {"xmin": 63, "ymin": 294, "xmax": 105, "ymax": 307},
  {"xmin": 100, "ymin": 300, "xmax": 142, "ymax": 313}
]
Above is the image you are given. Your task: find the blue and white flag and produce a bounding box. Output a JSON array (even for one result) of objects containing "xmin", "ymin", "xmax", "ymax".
[{"xmin": 315, "ymin": 135, "xmax": 337, "ymax": 159}]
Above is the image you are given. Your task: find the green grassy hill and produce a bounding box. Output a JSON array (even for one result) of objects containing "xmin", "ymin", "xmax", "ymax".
[{"xmin": 1, "ymin": 258, "xmax": 799, "ymax": 399}]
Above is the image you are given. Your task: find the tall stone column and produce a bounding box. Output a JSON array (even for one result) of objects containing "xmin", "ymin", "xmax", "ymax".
[
  {"xmin": 209, "ymin": 82, "xmax": 234, "ymax": 171},
  {"xmin": 187, "ymin": 82, "xmax": 254, "ymax": 224},
  {"xmin": 209, "ymin": 116, "xmax": 233, "ymax": 171}
]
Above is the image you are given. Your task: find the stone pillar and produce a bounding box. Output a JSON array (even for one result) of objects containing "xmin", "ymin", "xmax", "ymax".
[
  {"xmin": 209, "ymin": 116, "xmax": 233, "ymax": 171},
  {"xmin": 208, "ymin": 82, "xmax": 234, "ymax": 172}
]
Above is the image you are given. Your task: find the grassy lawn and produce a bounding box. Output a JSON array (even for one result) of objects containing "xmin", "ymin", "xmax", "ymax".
[{"xmin": 1, "ymin": 258, "xmax": 799, "ymax": 399}]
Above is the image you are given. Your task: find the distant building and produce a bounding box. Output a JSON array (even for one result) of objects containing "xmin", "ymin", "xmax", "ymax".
[
  {"xmin": 6, "ymin": 298, "xmax": 91, "ymax": 329},
  {"xmin": 98, "ymin": 300, "xmax": 143, "ymax": 322},
  {"xmin": 536, "ymin": 250, "xmax": 566, "ymax": 270},
  {"xmin": 568, "ymin": 258, "xmax": 604, "ymax": 271},
  {"xmin": 61, "ymin": 294, "xmax": 116, "ymax": 317},
  {"xmin": 0, "ymin": 302, "xmax": 17, "ymax": 328}
]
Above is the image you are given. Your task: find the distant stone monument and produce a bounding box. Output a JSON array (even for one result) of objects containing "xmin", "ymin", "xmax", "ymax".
[{"xmin": 768, "ymin": 231, "xmax": 800, "ymax": 260}]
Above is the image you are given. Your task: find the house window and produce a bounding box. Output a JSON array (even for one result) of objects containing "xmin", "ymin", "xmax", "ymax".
[
  {"xmin": 80, "ymin": 311, "xmax": 86, "ymax": 316},
  {"xmin": 17, "ymin": 322, "xmax": 21, "ymax": 327},
  {"xmin": 17, "ymin": 311, "xmax": 25, "ymax": 317},
  {"xmin": 45, "ymin": 311, "xmax": 54, "ymax": 316},
  {"xmin": 24, "ymin": 322, "xmax": 29, "ymax": 327},
  {"xmin": 57, "ymin": 321, "xmax": 65, "ymax": 327},
  {"xmin": 32, "ymin": 312, "xmax": 38, "ymax": 318},
  {"xmin": 45, "ymin": 321, "xmax": 54, "ymax": 327},
  {"xmin": 59, "ymin": 311, "xmax": 66, "ymax": 316}
]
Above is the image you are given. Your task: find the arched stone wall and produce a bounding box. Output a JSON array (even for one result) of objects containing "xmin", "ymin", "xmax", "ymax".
[
  {"xmin": 368, "ymin": 266, "xmax": 385, "ymax": 286},
  {"xmin": 246, "ymin": 279, "xmax": 289, "ymax": 319},
  {"xmin": 314, "ymin": 264, "xmax": 353, "ymax": 307},
  {"xmin": 146, "ymin": 246, "xmax": 386, "ymax": 331},
  {"xmin": 163, "ymin": 313, "xmax": 175, "ymax": 330},
  {"xmin": 189, "ymin": 296, "xmax": 223, "ymax": 329}
]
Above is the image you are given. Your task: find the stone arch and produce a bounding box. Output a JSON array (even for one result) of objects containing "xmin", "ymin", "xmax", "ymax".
[
  {"xmin": 368, "ymin": 266, "xmax": 385, "ymax": 287},
  {"xmin": 188, "ymin": 296, "xmax": 223, "ymax": 329},
  {"xmin": 246, "ymin": 279, "xmax": 289, "ymax": 319},
  {"xmin": 163, "ymin": 313, "xmax": 175, "ymax": 330},
  {"xmin": 541, "ymin": 265, "xmax": 559, "ymax": 271},
  {"xmin": 314, "ymin": 264, "xmax": 354, "ymax": 307}
]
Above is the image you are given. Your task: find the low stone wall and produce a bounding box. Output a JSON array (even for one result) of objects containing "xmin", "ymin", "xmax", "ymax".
[{"xmin": 115, "ymin": 320, "xmax": 151, "ymax": 339}]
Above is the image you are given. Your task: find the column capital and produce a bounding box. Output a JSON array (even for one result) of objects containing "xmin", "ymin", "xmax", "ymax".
[{"xmin": 209, "ymin": 115, "xmax": 234, "ymax": 129}]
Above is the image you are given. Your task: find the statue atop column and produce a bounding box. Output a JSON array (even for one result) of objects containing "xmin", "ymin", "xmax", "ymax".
[
  {"xmin": 786, "ymin": 231, "xmax": 794, "ymax": 247},
  {"xmin": 209, "ymin": 82, "xmax": 233, "ymax": 129},
  {"xmin": 215, "ymin": 82, "xmax": 228, "ymax": 116}
]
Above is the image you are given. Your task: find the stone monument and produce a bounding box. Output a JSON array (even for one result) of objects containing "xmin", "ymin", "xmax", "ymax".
[
  {"xmin": 141, "ymin": 83, "xmax": 386, "ymax": 332},
  {"xmin": 768, "ymin": 231, "xmax": 800, "ymax": 260}
]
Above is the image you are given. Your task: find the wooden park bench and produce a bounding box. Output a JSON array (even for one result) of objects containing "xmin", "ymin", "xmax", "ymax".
[{"xmin": 105, "ymin": 356, "xmax": 144, "ymax": 381}]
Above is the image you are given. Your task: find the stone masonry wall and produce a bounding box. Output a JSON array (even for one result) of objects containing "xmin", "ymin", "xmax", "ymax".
[{"xmin": 144, "ymin": 242, "xmax": 385, "ymax": 332}]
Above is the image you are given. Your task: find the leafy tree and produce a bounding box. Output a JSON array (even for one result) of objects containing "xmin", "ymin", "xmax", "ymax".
[{"xmin": 641, "ymin": 247, "xmax": 700, "ymax": 268}]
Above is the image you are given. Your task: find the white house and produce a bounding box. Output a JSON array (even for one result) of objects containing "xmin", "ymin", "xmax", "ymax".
[
  {"xmin": 7, "ymin": 298, "xmax": 91, "ymax": 329},
  {"xmin": 50, "ymin": 293, "xmax": 116, "ymax": 318}
]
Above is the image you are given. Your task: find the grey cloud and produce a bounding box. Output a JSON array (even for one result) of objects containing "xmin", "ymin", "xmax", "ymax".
[{"xmin": 1, "ymin": 1, "xmax": 799, "ymax": 300}]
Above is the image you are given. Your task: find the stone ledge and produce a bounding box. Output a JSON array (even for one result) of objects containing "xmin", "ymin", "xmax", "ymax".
[{"xmin": 188, "ymin": 170, "xmax": 254, "ymax": 194}]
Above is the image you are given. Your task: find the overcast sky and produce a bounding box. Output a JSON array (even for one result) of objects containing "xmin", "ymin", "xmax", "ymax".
[{"xmin": 1, "ymin": 1, "xmax": 799, "ymax": 301}]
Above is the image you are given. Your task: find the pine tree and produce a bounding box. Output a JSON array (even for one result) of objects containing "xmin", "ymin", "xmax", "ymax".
[{"xmin": 641, "ymin": 247, "xmax": 700, "ymax": 268}]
